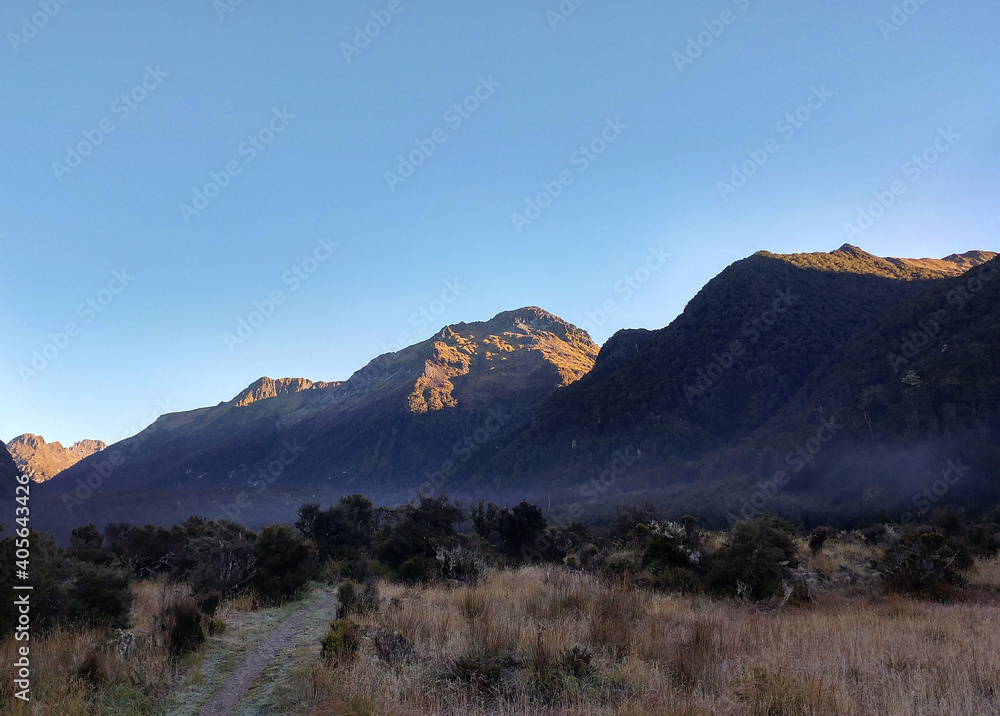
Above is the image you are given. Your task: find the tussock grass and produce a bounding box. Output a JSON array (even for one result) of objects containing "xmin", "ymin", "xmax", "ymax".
[
  {"xmin": 0, "ymin": 578, "xmax": 173, "ymax": 715},
  {"xmin": 300, "ymin": 563, "xmax": 1000, "ymax": 716}
]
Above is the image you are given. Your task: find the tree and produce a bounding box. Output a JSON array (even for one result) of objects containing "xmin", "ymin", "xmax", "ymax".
[
  {"xmin": 253, "ymin": 524, "xmax": 317, "ymax": 602},
  {"xmin": 378, "ymin": 496, "xmax": 464, "ymax": 578}
]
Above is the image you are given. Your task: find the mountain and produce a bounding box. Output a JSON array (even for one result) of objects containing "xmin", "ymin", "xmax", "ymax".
[
  {"xmin": 39, "ymin": 307, "xmax": 597, "ymax": 532},
  {"xmin": 230, "ymin": 377, "xmax": 337, "ymax": 407},
  {"xmin": 469, "ymin": 246, "xmax": 997, "ymax": 504},
  {"xmin": 6, "ymin": 434, "xmax": 107, "ymax": 482},
  {"xmin": 34, "ymin": 247, "xmax": 999, "ymax": 536},
  {"xmin": 0, "ymin": 441, "xmax": 18, "ymax": 487},
  {"xmin": 705, "ymin": 254, "xmax": 1000, "ymax": 523}
]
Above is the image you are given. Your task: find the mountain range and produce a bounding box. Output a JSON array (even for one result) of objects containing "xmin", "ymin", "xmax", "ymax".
[
  {"xmin": 19, "ymin": 245, "xmax": 999, "ymax": 538},
  {"xmin": 6, "ymin": 434, "xmax": 106, "ymax": 482}
]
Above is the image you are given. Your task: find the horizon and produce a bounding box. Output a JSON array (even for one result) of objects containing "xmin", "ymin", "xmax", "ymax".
[{"xmin": 3, "ymin": 1, "xmax": 999, "ymax": 445}]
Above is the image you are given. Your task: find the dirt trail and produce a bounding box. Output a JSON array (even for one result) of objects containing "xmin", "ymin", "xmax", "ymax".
[{"xmin": 198, "ymin": 590, "xmax": 337, "ymax": 716}]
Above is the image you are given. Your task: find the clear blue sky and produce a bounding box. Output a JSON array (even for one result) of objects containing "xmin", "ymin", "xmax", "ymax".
[{"xmin": 1, "ymin": 0, "xmax": 998, "ymax": 445}]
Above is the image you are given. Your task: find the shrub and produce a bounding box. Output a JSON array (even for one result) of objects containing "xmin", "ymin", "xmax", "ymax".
[
  {"xmin": 197, "ymin": 590, "xmax": 222, "ymax": 617},
  {"xmin": 253, "ymin": 524, "xmax": 317, "ymax": 603},
  {"xmin": 321, "ymin": 618, "xmax": 361, "ymax": 664},
  {"xmin": 446, "ymin": 651, "xmax": 509, "ymax": 691},
  {"xmin": 166, "ymin": 596, "xmax": 205, "ymax": 656},
  {"xmin": 808, "ymin": 527, "xmax": 829, "ymax": 555},
  {"xmin": 336, "ymin": 578, "xmax": 377, "ymax": 615},
  {"xmin": 370, "ymin": 628, "xmax": 414, "ymax": 665},
  {"xmin": 69, "ymin": 563, "xmax": 133, "ymax": 628},
  {"xmin": 706, "ymin": 514, "xmax": 799, "ymax": 600},
  {"xmin": 434, "ymin": 544, "xmax": 486, "ymax": 584},
  {"xmin": 378, "ymin": 496, "xmax": 464, "ymax": 572},
  {"xmin": 878, "ymin": 531, "xmax": 970, "ymax": 599}
]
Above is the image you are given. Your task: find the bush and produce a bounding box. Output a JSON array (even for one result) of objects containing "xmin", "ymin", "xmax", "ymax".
[
  {"xmin": 706, "ymin": 514, "xmax": 799, "ymax": 600},
  {"xmin": 166, "ymin": 596, "xmax": 205, "ymax": 656},
  {"xmin": 336, "ymin": 578, "xmax": 377, "ymax": 615},
  {"xmin": 378, "ymin": 496, "xmax": 464, "ymax": 572},
  {"xmin": 808, "ymin": 527, "xmax": 829, "ymax": 555},
  {"xmin": 370, "ymin": 628, "xmax": 414, "ymax": 665},
  {"xmin": 197, "ymin": 590, "xmax": 222, "ymax": 617},
  {"xmin": 878, "ymin": 531, "xmax": 970, "ymax": 599},
  {"xmin": 253, "ymin": 524, "xmax": 317, "ymax": 603},
  {"xmin": 321, "ymin": 618, "xmax": 361, "ymax": 664},
  {"xmin": 69, "ymin": 564, "xmax": 133, "ymax": 628}
]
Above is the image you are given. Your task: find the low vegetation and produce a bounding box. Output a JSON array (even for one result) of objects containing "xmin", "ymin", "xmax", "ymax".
[{"xmin": 1, "ymin": 496, "xmax": 998, "ymax": 713}]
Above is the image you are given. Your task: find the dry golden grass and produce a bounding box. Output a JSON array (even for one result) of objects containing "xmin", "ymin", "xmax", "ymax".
[
  {"xmin": 303, "ymin": 564, "xmax": 1000, "ymax": 716},
  {"xmin": 0, "ymin": 578, "xmax": 176, "ymax": 715}
]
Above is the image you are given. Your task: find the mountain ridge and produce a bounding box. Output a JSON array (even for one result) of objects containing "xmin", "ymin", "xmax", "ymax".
[{"xmin": 6, "ymin": 433, "xmax": 107, "ymax": 482}]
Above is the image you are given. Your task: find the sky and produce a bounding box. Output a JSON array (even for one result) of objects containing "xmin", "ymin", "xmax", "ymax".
[{"xmin": 1, "ymin": 0, "xmax": 998, "ymax": 446}]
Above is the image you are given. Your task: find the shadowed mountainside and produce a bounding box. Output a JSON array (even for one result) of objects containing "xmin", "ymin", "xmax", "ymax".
[
  {"xmin": 39, "ymin": 307, "xmax": 597, "ymax": 532},
  {"xmin": 469, "ymin": 247, "xmax": 997, "ymax": 501}
]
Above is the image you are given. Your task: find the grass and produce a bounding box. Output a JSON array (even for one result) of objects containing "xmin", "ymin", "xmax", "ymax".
[
  {"xmin": 159, "ymin": 585, "xmax": 323, "ymax": 716},
  {"xmin": 298, "ymin": 556, "xmax": 1000, "ymax": 715},
  {"xmin": 0, "ymin": 579, "xmax": 175, "ymax": 716}
]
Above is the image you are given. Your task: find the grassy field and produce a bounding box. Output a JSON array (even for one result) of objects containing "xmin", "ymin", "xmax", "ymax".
[
  {"xmin": 3, "ymin": 534, "xmax": 998, "ymax": 715},
  {"xmin": 303, "ymin": 545, "xmax": 1000, "ymax": 716}
]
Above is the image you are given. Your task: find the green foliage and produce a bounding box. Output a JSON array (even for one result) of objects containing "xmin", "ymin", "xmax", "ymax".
[
  {"xmin": 67, "ymin": 524, "xmax": 110, "ymax": 565},
  {"xmin": 336, "ymin": 578, "xmax": 378, "ymax": 615},
  {"xmin": 707, "ymin": 514, "xmax": 799, "ymax": 600},
  {"xmin": 473, "ymin": 500, "xmax": 557, "ymax": 562},
  {"xmin": 320, "ymin": 618, "xmax": 361, "ymax": 664},
  {"xmin": 305, "ymin": 494, "xmax": 376, "ymax": 561},
  {"xmin": 69, "ymin": 563, "xmax": 133, "ymax": 628},
  {"xmin": 253, "ymin": 524, "xmax": 317, "ymax": 603},
  {"xmin": 378, "ymin": 495, "xmax": 464, "ymax": 573}
]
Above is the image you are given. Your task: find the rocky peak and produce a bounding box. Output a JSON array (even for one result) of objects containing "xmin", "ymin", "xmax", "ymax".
[
  {"xmin": 229, "ymin": 376, "xmax": 336, "ymax": 407},
  {"xmin": 6, "ymin": 433, "xmax": 107, "ymax": 482}
]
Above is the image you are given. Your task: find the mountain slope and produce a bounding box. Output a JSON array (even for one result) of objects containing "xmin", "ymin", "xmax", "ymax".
[
  {"xmin": 42, "ymin": 308, "xmax": 597, "ymax": 525},
  {"xmin": 705, "ymin": 254, "xmax": 1000, "ymax": 521},
  {"xmin": 471, "ymin": 246, "xmax": 996, "ymax": 498},
  {"xmin": 6, "ymin": 434, "xmax": 107, "ymax": 482},
  {"xmin": 0, "ymin": 441, "xmax": 18, "ymax": 484}
]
